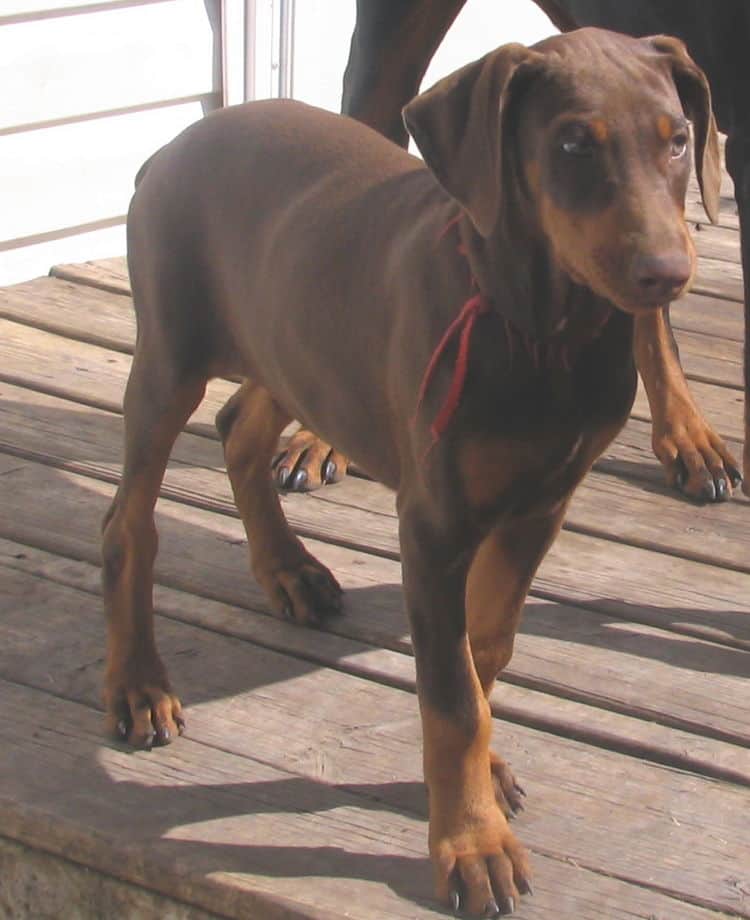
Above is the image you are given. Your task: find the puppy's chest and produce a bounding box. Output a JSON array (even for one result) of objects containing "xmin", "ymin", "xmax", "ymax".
[{"xmin": 456, "ymin": 378, "xmax": 629, "ymax": 518}]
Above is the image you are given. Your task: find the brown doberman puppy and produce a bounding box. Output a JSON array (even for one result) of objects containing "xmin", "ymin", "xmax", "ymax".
[
  {"xmin": 103, "ymin": 28, "xmax": 719, "ymax": 917},
  {"xmin": 277, "ymin": 0, "xmax": 744, "ymax": 503}
]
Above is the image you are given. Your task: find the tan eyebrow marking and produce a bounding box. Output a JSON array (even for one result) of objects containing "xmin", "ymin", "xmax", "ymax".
[
  {"xmin": 589, "ymin": 118, "xmax": 608, "ymax": 142},
  {"xmin": 657, "ymin": 114, "xmax": 673, "ymax": 140}
]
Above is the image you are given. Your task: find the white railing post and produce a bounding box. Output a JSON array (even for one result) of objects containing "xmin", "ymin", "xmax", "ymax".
[
  {"xmin": 244, "ymin": 0, "xmax": 257, "ymax": 101},
  {"xmin": 278, "ymin": 0, "xmax": 295, "ymax": 98}
]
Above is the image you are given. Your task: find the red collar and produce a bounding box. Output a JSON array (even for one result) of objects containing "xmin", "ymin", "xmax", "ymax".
[
  {"xmin": 413, "ymin": 214, "xmax": 611, "ymax": 457},
  {"xmin": 413, "ymin": 288, "xmax": 490, "ymax": 453}
]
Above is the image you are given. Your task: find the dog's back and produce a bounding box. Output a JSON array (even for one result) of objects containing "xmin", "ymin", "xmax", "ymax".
[
  {"xmin": 128, "ymin": 99, "xmax": 427, "ymax": 298},
  {"xmin": 127, "ymin": 100, "xmax": 453, "ymax": 480}
]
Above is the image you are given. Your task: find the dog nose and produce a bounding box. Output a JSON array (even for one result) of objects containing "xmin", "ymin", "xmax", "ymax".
[{"xmin": 632, "ymin": 252, "xmax": 692, "ymax": 303}]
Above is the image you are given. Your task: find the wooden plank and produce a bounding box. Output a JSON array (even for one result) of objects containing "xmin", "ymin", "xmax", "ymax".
[
  {"xmin": 686, "ymin": 201, "xmax": 739, "ymax": 232},
  {"xmin": 671, "ymin": 290, "xmax": 744, "ymax": 342},
  {"xmin": 2, "ymin": 367, "xmax": 707, "ymax": 514},
  {"xmin": 0, "ymin": 836, "xmax": 222, "ymax": 920},
  {"xmin": 0, "ymin": 316, "xmax": 237, "ymax": 437},
  {"xmin": 300, "ymin": 464, "xmax": 750, "ymax": 608},
  {"xmin": 1, "ymin": 683, "xmax": 739, "ymax": 920},
  {"xmin": 1, "ymin": 449, "xmax": 749, "ymax": 765},
  {"xmin": 50, "ymin": 257, "xmax": 130, "ymax": 295},
  {"xmin": 4, "ymin": 531, "xmax": 749, "ymax": 788},
  {"xmin": 691, "ymin": 255, "xmax": 744, "ymax": 303},
  {"xmin": 1, "ymin": 1, "xmax": 218, "ymax": 131},
  {"xmin": 2, "ymin": 380, "xmax": 750, "ymax": 654},
  {"xmin": 672, "ymin": 328, "xmax": 742, "ymax": 388},
  {"xmin": 0, "ymin": 684, "xmax": 424, "ymax": 920},
  {"xmin": 0, "ymin": 276, "xmax": 137, "ymax": 352},
  {"xmin": 0, "ymin": 576, "xmax": 748, "ymax": 918},
  {"xmin": 10, "ymin": 274, "xmax": 745, "ymax": 391},
  {"xmin": 691, "ymin": 219, "xmax": 742, "ymax": 264}
]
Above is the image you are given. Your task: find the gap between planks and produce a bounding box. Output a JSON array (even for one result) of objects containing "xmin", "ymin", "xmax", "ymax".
[
  {"xmin": 0, "ymin": 309, "xmax": 748, "ymax": 580},
  {"xmin": 1, "ymin": 678, "xmax": 739, "ymax": 920},
  {"xmin": 1, "ymin": 567, "xmax": 748, "ymax": 918},
  {"xmin": 1, "ymin": 377, "xmax": 749, "ymax": 655},
  {"xmin": 0, "ymin": 378, "xmax": 750, "ymax": 648},
  {"xmin": 2, "ymin": 450, "xmax": 749, "ymax": 782}
]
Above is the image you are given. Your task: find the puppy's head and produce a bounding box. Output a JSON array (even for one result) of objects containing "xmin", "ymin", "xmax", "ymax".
[{"xmin": 403, "ymin": 27, "xmax": 720, "ymax": 316}]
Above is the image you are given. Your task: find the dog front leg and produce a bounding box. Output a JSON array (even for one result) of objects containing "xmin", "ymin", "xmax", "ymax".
[
  {"xmin": 399, "ymin": 503, "xmax": 531, "ymax": 917},
  {"xmin": 725, "ymin": 127, "xmax": 750, "ymax": 495},
  {"xmin": 466, "ymin": 507, "xmax": 567, "ymax": 820},
  {"xmin": 634, "ymin": 307, "xmax": 740, "ymax": 501}
]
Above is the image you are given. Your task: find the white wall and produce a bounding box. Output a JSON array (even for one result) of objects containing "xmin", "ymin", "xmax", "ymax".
[
  {"xmin": 0, "ymin": 0, "xmax": 221, "ymax": 285},
  {"xmin": 1, "ymin": 0, "xmax": 557, "ymax": 285}
]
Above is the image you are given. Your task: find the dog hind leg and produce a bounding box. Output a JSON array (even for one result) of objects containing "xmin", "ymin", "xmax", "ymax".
[
  {"xmin": 272, "ymin": 427, "xmax": 347, "ymax": 492},
  {"xmin": 217, "ymin": 381, "xmax": 343, "ymax": 625},
  {"xmin": 102, "ymin": 347, "xmax": 206, "ymax": 747}
]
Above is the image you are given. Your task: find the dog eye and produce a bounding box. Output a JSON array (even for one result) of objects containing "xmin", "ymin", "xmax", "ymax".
[
  {"xmin": 670, "ymin": 133, "xmax": 688, "ymax": 159},
  {"xmin": 560, "ymin": 126, "xmax": 596, "ymax": 157}
]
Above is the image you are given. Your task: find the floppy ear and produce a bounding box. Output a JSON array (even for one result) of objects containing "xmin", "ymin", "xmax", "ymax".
[
  {"xmin": 648, "ymin": 35, "xmax": 721, "ymax": 224},
  {"xmin": 402, "ymin": 44, "xmax": 544, "ymax": 237}
]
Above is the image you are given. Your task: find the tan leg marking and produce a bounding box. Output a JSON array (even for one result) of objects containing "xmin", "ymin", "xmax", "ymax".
[
  {"xmin": 635, "ymin": 308, "xmax": 740, "ymax": 501},
  {"xmin": 218, "ymin": 382, "xmax": 343, "ymax": 625},
  {"xmin": 102, "ymin": 367, "xmax": 206, "ymax": 748},
  {"xmin": 421, "ymin": 687, "xmax": 531, "ymax": 916},
  {"xmin": 272, "ymin": 427, "xmax": 348, "ymax": 492}
]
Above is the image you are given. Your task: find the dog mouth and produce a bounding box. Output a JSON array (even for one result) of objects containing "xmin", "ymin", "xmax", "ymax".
[
  {"xmin": 566, "ymin": 261, "xmax": 692, "ymax": 315},
  {"xmin": 565, "ymin": 241, "xmax": 695, "ymax": 314},
  {"xmin": 612, "ymin": 273, "xmax": 692, "ymax": 314}
]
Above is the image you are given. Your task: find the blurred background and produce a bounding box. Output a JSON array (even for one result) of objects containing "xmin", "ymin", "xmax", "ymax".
[{"xmin": 0, "ymin": 0, "xmax": 557, "ymax": 286}]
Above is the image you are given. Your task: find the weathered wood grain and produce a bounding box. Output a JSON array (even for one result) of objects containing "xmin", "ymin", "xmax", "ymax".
[
  {"xmin": 0, "ymin": 836, "xmax": 223, "ymax": 920},
  {"xmin": 2, "ymin": 381, "xmax": 749, "ymax": 655},
  {"xmin": 1, "ymin": 449, "xmax": 749, "ymax": 762},
  {"xmin": 2, "ymin": 303, "xmax": 749, "ymax": 572},
  {"xmin": 2, "ymin": 681, "xmax": 738, "ymax": 920},
  {"xmin": 671, "ymin": 290, "xmax": 743, "ymax": 342},
  {"xmin": 4, "ymin": 533, "xmax": 749, "ymax": 788},
  {"xmin": 0, "ymin": 315, "xmax": 237, "ymax": 439},
  {"xmin": 51, "ymin": 255, "xmax": 130, "ymax": 294},
  {"xmin": 1, "ymin": 577, "xmax": 748, "ymax": 918}
]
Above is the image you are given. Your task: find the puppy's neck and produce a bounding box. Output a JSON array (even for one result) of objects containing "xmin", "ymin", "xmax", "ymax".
[{"xmin": 451, "ymin": 210, "xmax": 612, "ymax": 353}]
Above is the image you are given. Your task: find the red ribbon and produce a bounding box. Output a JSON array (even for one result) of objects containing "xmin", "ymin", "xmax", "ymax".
[
  {"xmin": 413, "ymin": 214, "xmax": 611, "ymax": 459},
  {"xmin": 413, "ymin": 289, "xmax": 490, "ymax": 455}
]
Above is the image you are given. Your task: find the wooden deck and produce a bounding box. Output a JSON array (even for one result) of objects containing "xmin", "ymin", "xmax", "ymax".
[{"xmin": 1, "ymin": 167, "xmax": 749, "ymax": 919}]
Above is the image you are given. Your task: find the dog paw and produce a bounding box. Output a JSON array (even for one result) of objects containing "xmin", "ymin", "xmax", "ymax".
[
  {"xmin": 652, "ymin": 407, "xmax": 741, "ymax": 502},
  {"xmin": 273, "ymin": 429, "xmax": 347, "ymax": 492},
  {"xmin": 105, "ymin": 660, "xmax": 184, "ymax": 749},
  {"xmin": 490, "ymin": 752, "xmax": 526, "ymax": 818},
  {"xmin": 258, "ymin": 555, "xmax": 343, "ymax": 626},
  {"xmin": 432, "ymin": 808, "xmax": 532, "ymax": 917}
]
